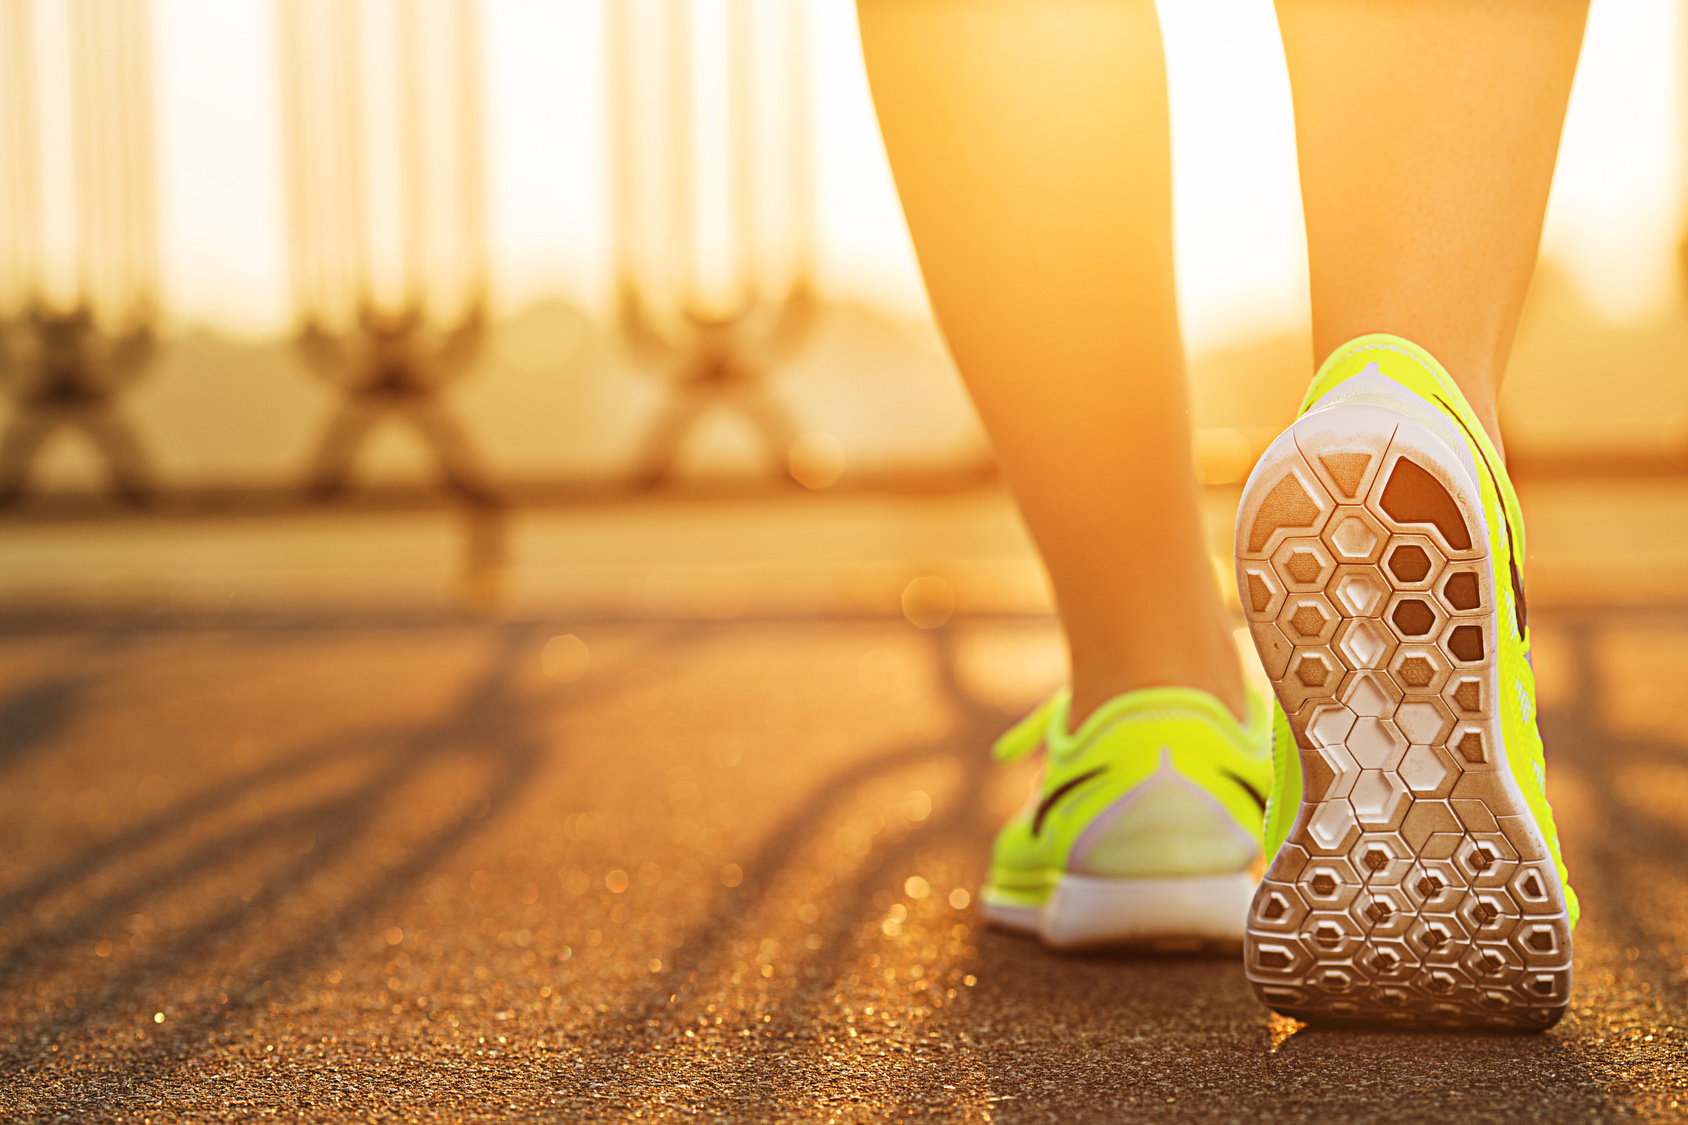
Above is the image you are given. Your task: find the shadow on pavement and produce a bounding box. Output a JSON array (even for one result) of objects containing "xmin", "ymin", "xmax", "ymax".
[
  {"xmin": 0, "ymin": 674, "xmax": 87, "ymax": 773},
  {"xmin": 0, "ymin": 611, "xmax": 1679, "ymax": 1122},
  {"xmin": 0, "ymin": 625, "xmax": 608, "ymax": 1065}
]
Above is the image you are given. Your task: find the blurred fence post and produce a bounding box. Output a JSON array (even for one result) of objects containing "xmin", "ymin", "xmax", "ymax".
[
  {"xmin": 280, "ymin": 0, "xmax": 503, "ymax": 602},
  {"xmin": 609, "ymin": 0, "xmax": 817, "ymax": 487},
  {"xmin": 0, "ymin": 0, "xmax": 158, "ymax": 507}
]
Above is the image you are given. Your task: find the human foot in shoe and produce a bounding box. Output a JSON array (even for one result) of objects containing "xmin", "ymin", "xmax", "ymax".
[
  {"xmin": 1236, "ymin": 333, "xmax": 1576, "ymax": 1030},
  {"xmin": 981, "ymin": 684, "xmax": 1272, "ymax": 950}
]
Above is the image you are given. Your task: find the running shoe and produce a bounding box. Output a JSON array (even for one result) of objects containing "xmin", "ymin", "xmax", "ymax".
[
  {"xmin": 1236, "ymin": 333, "xmax": 1577, "ymax": 1029},
  {"xmin": 981, "ymin": 684, "xmax": 1273, "ymax": 949}
]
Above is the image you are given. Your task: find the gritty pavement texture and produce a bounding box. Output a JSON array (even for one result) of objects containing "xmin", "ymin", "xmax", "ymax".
[{"xmin": 0, "ymin": 608, "xmax": 1684, "ymax": 1123}]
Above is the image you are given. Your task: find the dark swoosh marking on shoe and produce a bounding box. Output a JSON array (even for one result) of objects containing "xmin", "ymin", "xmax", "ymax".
[
  {"xmin": 1032, "ymin": 767, "xmax": 1107, "ymax": 837},
  {"xmin": 1433, "ymin": 394, "xmax": 1528, "ymax": 640},
  {"xmin": 1220, "ymin": 769, "xmax": 1267, "ymax": 813}
]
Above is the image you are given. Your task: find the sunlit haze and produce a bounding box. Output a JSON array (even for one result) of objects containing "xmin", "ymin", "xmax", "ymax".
[{"xmin": 148, "ymin": 0, "xmax": 1680, "ymax": 347}]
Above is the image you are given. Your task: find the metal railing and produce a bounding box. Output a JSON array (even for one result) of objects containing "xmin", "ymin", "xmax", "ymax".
[
  {"xmin": 609, "ymin": 0, "xmax": 817, "ymax": 487},
  {"xmin": 279, "ymin": 0, "xmax": 502, "ymax": 599},
  {"xmin": 0, "ymin": 0, "xmax": 158, "ymax": 506}
]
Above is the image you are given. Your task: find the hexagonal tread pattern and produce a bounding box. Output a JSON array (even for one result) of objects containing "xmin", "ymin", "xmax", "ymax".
[{"xmin": 1239, "ymin": 416, "xmax": 1570, "ymax": 1031}]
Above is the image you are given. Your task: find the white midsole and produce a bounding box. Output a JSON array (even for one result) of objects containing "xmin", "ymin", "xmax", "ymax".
[{"xmin": 982, "ymin": 871, "xmax": 1257, "ymax": 949}]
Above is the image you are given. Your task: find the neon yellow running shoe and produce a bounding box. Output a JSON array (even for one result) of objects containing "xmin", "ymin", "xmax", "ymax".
[
  {"xmin": 1236, "ymin": 333, "xmax": 1577, "ymax": 1030},
  {"xmin": 980, "ymin": 684, "xmax": 1272, "ymax": 949}
]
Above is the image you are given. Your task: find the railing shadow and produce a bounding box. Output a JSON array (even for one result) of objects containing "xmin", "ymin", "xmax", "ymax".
[
  {"xmin": 593, "ymin": 625, "xmax": 997, "ymax": 1020},
  {"xmin": 0, "ymin": 673, "xmax": 87, "ymax": 774},
  {"xmin": 1536, "ymin": 616, "xmax": 1688, "ymax": 942},
  {"xmin": 0, "ymin": 609, "xmax": 1656, "ymax": 1118},
  {"xmin": 0, "ymin": 621, "xmax": 690, "ymax": 1070},
  {"xmin": 566, "ymin": 613, "xmax": 1635, "ymax": 1120}
]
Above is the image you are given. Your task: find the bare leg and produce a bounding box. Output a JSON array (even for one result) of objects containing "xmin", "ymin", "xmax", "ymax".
[
  {"xmin": 1277, "ymin": 0, "xmax": 1589, "ymax": 455},
  {"xmin": 857, "ymin": 0, "xmax": 1244, "ymax": 723}
]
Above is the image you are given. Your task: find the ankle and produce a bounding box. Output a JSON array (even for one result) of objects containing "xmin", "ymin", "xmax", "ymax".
[
  {"xmin": 1468, "ymin": 398, "xmax": 1506, "ymax": 462},
  {"xmin": 1443, "ymin": 363, "xmax": 1505, "ymax": 457},
  {"xmin": 1069, "ymin": 647, "xmax": 1248, "ymax": 730}
]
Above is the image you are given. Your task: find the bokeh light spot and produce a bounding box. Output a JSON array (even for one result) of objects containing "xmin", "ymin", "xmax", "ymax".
[
  {"xmin": 541, "ymin": 635, "xmax": 590, "ymax": 683},
  {"xmin": 136, "ymin": 775, "xmax": 171, "ymax": 811},
  {"xmin": 902, "ymin": 576, "xmax": 954, "ymax": 629},
  {"xmin": 901, "ymin": 790, "xmax": 931, "ymax": 821},
  {"xmin": 788, "ymin": 430, "xmax": 846, "ymax": 489}
]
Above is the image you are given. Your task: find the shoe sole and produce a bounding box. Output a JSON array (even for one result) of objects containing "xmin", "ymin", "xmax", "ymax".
[
  {"xmin": 982, "ymin": 871, "xmax": 1256, "ymax": 951},
  {"xmin": 1235, "ymin": 404, "xmax": 1572, "ymax": 1030}
]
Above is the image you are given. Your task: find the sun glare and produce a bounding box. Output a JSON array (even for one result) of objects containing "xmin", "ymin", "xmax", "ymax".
[{"xmin": 141, "ymin": 0, "xmax": 1683, "ymax": 345}]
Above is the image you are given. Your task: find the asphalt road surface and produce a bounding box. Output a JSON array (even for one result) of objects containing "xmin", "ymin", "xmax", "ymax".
[{"xmin": 1, "ymin": 609, "xmax": 1683, "ymax": 1122}]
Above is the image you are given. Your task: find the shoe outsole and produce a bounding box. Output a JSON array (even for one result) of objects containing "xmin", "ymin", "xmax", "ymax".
[
  {"xmin": 1236, "ymin": 404, "xmax": 1572, "ymax": 1031},
  {"xmin": 982, "ymin": 870, "xmax": 1257, "ymax": 951}
]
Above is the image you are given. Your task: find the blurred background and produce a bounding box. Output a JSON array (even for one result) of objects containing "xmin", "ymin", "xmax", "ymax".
[{"xmin": 2, "ymin": 0, "xmax": 1687, "ymax": 619}]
